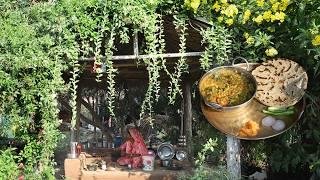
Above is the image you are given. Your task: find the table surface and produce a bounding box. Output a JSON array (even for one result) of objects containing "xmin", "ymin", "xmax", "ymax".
[{"xmin": 81, "ymin": 166, "xmax": 190, "ymax": 180}]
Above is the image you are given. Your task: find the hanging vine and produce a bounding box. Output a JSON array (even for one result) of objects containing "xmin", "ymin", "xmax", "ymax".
[
  {"xmin": 69, "ymin": 58, "xmax": 80, "ymax": 129},
  {"xmin": 104, "ymin": 29, "xmax": 117, "ymax": 117},
  {"xmin": 199, "ymin": 24, "xmax": 233, "ymax": 71},
  {"xmin": 139, "ymin": 14, "xmax": 162, "ymax": 125},
  {"xmin": 167, "ymin": 15, "xmax": 189, "ymax": 104}
]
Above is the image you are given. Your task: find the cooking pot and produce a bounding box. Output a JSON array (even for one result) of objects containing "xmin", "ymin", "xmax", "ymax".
[{"xmin": 199, "ymin": 57, "xmax": 257, "ymax": 111}]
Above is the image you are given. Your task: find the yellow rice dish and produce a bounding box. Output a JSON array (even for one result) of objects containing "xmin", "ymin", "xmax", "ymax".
[{"xmin": 200, "ymin": 68, "xmax": 255, "ymax": 107}]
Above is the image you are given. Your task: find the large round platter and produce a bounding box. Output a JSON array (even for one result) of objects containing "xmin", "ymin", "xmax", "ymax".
[{"xmin": 200, "ymin": 63, "xmax": 306, "ymax": 140}]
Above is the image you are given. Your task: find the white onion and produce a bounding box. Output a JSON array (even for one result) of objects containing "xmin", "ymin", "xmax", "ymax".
[
  {"xmin": 272, "ymin": 120, "xmax": 286, "ymax": 131},
  {"xmin": 262, "ymin": 116, "xmax": 276, "ymax": 127}
]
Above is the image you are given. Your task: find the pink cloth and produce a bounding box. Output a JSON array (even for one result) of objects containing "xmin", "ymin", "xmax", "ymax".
[{"xmin": 117, "ymin": 128, "xmax": 147, "ymax": 168}]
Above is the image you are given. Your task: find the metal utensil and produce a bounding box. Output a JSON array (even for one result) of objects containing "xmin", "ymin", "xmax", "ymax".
[
  {"xmin": 201, "ymin": 63, "xmax": 306, "ymax": 140},
  {"xmin": 157, "ymin": 143, "xmax": 175, "ymax": 160},
  {"xmin": 161, "ymin": 160, "xmax": 172, "ymax": 167},
  {"xmin": 176, "ymin": 150, "xmax": 187, "ymax": 161},
  {"xmin": 199, "ymin": 57, "xmax": 257, "ymax": 112}
]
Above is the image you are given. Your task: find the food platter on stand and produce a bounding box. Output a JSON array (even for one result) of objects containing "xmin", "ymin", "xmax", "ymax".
[{"xmin": 200, "ymin": 61, "xmax": 306, "ymax": 140}]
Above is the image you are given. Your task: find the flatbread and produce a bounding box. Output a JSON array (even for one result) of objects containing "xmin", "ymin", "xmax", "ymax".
[{"xmin": 252, "ymin": 59, "xmax": 308, "ymax": 107}]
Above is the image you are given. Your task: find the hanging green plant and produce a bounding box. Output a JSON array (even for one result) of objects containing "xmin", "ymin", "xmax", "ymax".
[
  {"xmin": 139, "ymin": 14, "xmax": 162, "ymax": 125},
  {"xmin": 167, "ymin": 15, "xmax": 189, "ymax": 104},
  {"xmin": 104, "ymin": 29, "xmax": 118, "ymax": 117},
  {"xmin": 69, "ymin": 58, "xmax": 80, "ymax": 129},
  {"xmin": 199, "ymin": 24, "xmax": 233, "ymax": 71}
]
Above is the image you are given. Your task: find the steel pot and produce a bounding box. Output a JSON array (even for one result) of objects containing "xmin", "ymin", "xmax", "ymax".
[{"xmin": 199, "ymin": 57, "xmax": 257, "ymax": 111}]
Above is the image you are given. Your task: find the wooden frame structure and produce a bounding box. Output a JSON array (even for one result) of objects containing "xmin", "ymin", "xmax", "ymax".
[{"xmin": 62, "ymin": 16, "xmax": 242, "ymax": 179}]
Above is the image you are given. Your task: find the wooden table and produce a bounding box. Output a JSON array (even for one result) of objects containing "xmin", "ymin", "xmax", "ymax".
[
  {"xmin": 81, "ymin": 167, "xmax": 186, "ymax": 180},
  {"xmin": 65, "ymin": 157, "xmax": 190, "ymax": 180}
]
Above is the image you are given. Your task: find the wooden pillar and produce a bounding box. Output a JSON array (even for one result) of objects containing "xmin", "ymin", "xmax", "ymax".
[
  {"xmin": 183, "ymin": 78, "xmax": 194, "ymax": 163},
  {"xmin": 227, "ymin": 135, "xmax": 241, "ymax": 179}
]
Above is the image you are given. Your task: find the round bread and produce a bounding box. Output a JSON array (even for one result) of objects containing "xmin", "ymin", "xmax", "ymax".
[{"xmin": 252, "ymin": 59, "xmax": 308, "ymax": 107}]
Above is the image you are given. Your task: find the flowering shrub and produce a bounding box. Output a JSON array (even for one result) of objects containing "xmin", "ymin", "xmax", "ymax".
[{"xmin": 185, "ymin": 0, "xmax": 320, "ymax": 60}]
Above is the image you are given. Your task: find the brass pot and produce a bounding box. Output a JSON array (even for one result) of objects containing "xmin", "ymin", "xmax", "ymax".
[{"xmin": 199, "ymin": 57, "xmax": 257, "ymax": 111}]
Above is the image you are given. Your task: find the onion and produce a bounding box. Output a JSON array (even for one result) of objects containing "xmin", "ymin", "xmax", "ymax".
[
  {"xmin": 272, "ymin": 120, "xmax": 286, "ymax": 131},
  {"xmin": 262, "ymin": 116, "xmax": 276, "ymax": 127}
]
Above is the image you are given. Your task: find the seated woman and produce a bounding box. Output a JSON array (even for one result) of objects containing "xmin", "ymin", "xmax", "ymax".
[{"xmin": 117, "ymin": 127, "xmax": 148, "ymax": 168}]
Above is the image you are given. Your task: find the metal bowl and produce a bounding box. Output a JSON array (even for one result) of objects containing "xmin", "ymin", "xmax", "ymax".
[
  {"xmin": 176, "ymin": 150, "xmax": 187, "ymax": 161},
  {"xmin": 157, "ymin": 143, "xmax": 175, "ymax": 160},
  {"xmin": 199, "ymin": 58, "xmax": 257, "ymax": 111}
]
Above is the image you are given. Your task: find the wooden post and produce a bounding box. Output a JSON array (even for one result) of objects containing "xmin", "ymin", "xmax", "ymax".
[
  {"xmin": 183, "ymin": 78, "xmax": 194, "ymax": 163},
  {"xmin": 227, "ymin": 135, "xmax": 241, "ymax": 179}
]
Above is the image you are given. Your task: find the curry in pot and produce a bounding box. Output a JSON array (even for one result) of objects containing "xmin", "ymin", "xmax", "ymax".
[{"xmin": 200, "ymin": 68, "xmax": 255, "ymax": 107}]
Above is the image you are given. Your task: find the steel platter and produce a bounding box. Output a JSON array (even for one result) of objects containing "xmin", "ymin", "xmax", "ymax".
[{"xmin": 200, "ymin": 63, "xmax": 306, "ymax": 140}]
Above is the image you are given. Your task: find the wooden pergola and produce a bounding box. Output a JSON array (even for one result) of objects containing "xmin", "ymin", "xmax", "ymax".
[{"xmin": 61, "ymin": 16, "xmax": 241, "ymax": 179}]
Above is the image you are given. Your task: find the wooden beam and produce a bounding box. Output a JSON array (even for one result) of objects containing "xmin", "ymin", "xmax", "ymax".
[
  {"xmin": 79, "ymin": 113, "xmax": 113, "ymax": 140},
  {"xmin": 133, "ymin": 32, "xmax": 139, "ymax": 56},
  {"xmin": 58, "ymin": 96, "xmax": 114, "ymax": 140},
  {"xmin": 80, "ymin": 98, "xmax": 104, "ymax": 123},
  {"xmin": 80, "ymin": 52, "xmax": 203, "ymax": 61},
  {"xmin": 183, "ymin": 78, "xmax": 194, "ymax": 164}
]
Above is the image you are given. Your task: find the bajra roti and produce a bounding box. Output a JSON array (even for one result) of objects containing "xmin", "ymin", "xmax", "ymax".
[{"xmin": 252, "ymin": 59, "xmax": 308, "ymax": 107}]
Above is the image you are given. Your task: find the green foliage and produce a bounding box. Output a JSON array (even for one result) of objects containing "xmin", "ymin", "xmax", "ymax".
[
  {"xmin": 195, "ymin": 138, "xmax": 218, "ymax": 166},
  {"xmin": 180, "ymin": 135, "xmax": 230, "ymax": 180},
  {"xmin": 199, "ymin": 24, "xmax": 232, "ymax": 71},
  {"xmin": 167, "ymin": 15, "xmax": 189, "ymax": 104},
  {"xmin": 0, "ymin": 149, "xmax": 19, "ymax": 179},
  {"xmin": 179, "ymin": 165, "xmax": 231, "ymax": 180},
  {"xmin": 0, "ymin": 1, "xmax": 65, "ymax": 178},
  {"xmin": 0, "ymin": 0, "xmax": 194, "ymax": 176}
]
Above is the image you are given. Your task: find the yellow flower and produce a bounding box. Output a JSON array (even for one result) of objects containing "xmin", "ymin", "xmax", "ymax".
[
  {"xmin": 184, "ymin": 0, "xmax": 191, "ymax": 5},
  {"xmin": 257, "ymin": 0, "xmax": 264, "ymax": 7},
  {"xmin": 312, "ymin": 35, "xmax": 320, "ymax": 46},
  {"xmin": 265, "ymin": 47, "xmax": 278, "ymax": 57},
  {"xmin": 222, "ymin": 4, "xmax": 238, "ymax": 17},
  {"xmin": 272, "ymin": 2, "xmax": 280, "ymax": 12},
  {"xmin": 220, "ymin": 0, "xmax": 228, "ymax": 4},
  {"xmin": 270, "ymin": 0, "xmax": 278, "ymax": 4},
  {"xmin": 263, "ymin": 10, "xmax": 272, "ymax": 22},
  {"xmin": 271, "ymin": 12, "xmax": 286, "ymax": 22},
  {"xmin": 225, "ymin": 18, "xmax": 234, "ymax": 26},
  {"xmin": 217, "ymin": 16, "xmax": 224, "ymax": 22},
  {"xmin": 212, "ymin": 1, "xmax": 221, "ymax": 12},
  {"xmin": 242, "ymin": 10, "xmax": 251, "ymax": 24},
  {"xmin": 275, "ymin": 12, "xmax": 286, "ymax": 22},
  {"xmin": 270, "ymin": 14, "xmax": 276, "ymax": 22},
  {"xmin": 190, "ymin": 0, "xmax": 201, "ymax": 13},
  {"xmin": 253, "ymin": 15, "xmax": 263, "ymax": 24},
  {"xmin": 244, "ymin": 32, "xmax": 250, "ymax": 39},
  {"xmin": 279, "ymin": 0, "xmax": 289, "ymax": 11},
  {"xmin": 246, "ymin": 37, "xmax": 255, "ymax": 45}
]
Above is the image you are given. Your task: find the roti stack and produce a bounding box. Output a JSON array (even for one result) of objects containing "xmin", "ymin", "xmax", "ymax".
[{"xmin": 252, "ymin": 59, "xmax": 308, "ymax": 107}]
